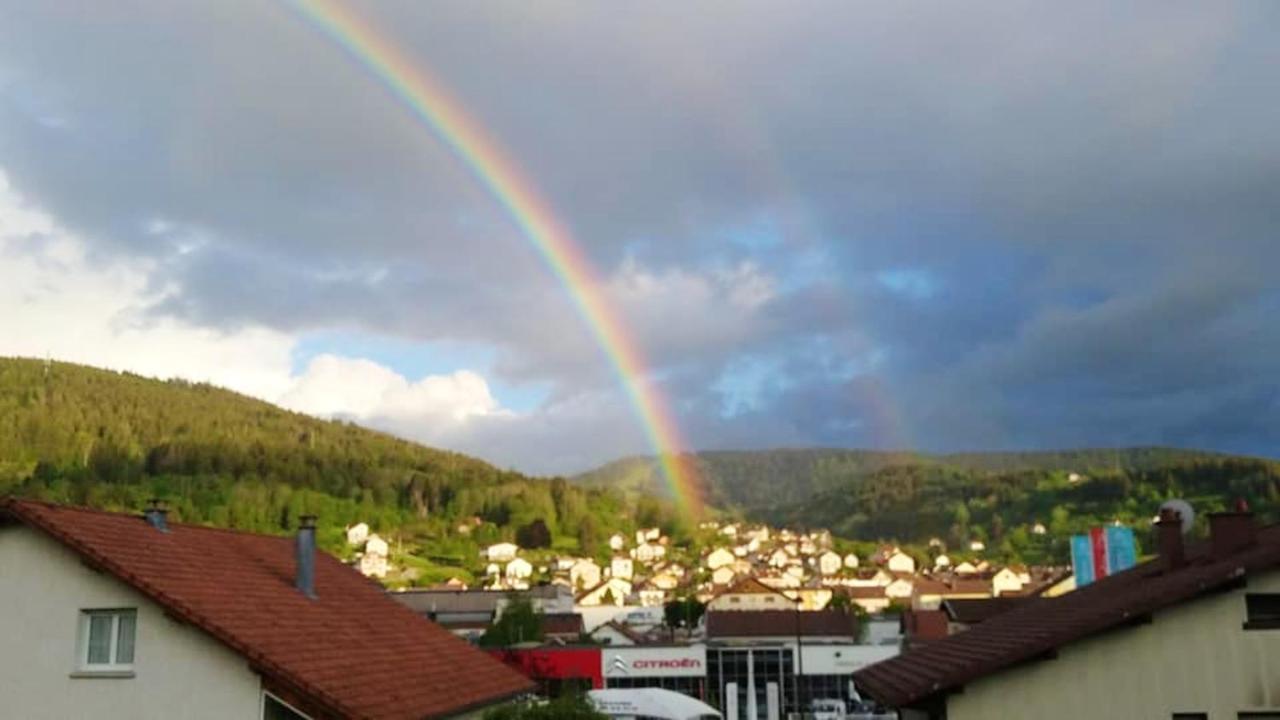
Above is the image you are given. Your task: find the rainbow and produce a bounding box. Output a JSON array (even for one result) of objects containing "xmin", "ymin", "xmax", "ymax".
[{"xmin": 286, "ymin": 0, "xmax": 704, "ymax": 516}]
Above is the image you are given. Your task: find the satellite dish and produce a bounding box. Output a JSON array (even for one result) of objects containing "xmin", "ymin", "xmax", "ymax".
[{"xmin": 1158, "ymin": 499, "xmax": 1195, "ymax": 535}]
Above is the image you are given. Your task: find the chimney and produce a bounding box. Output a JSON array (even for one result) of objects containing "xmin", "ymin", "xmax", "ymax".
[
  {"xmin": 143, "ymin": 498, "xmax": 169, "ymax": 532},
  {"xmin": 1156, "ymin": 507, "xmax": 1185, "ymax": 570},
  {"xmin": 296, "ymin": 515, "xmax": 317, "ymax": 599},
  {"xmin": 1209, "ymin": 498, "xmax": 1256, "ymax": 560}
]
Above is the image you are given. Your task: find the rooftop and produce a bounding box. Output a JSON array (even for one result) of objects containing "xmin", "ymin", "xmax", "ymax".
[
  {"xmin": 855, "ymin": 512, "xmax": 1280, "ymax": 709},
  {"xmin": 1, "ymin": 498, "xmax": 532, "ymax": 719}
]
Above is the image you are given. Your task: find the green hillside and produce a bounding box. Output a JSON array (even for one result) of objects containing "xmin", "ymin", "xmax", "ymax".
[
  {"xmin": 578, "ymin": 447, "xmax": 1280, "ymax": 564},
  {"xmin": 0, "ymin": 357, "xmax": 679, "ymax": 585}
]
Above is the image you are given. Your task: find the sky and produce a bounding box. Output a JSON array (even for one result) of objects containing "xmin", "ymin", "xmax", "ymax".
[{"xmin": 1, "ymin": 2, "xmax": 1278, "ymax": 475}]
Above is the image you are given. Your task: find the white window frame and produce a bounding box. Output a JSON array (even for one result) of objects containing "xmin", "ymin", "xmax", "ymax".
[
  {"xmin": 262, "ymin": 691, "xmax": 314, "ymax": 720},
  {"xmin": 77, "ymin": 608, "xmax": 137, "ymax": 673}
]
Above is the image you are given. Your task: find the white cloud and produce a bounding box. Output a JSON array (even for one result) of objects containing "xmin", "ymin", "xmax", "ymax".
[
  {"xmin": 278, "ymin": 354, "xmax": 504, "ymax": 423},
  {"xmin": 0, "ymin": 171, "xmax": 506, "ymax": 434}
]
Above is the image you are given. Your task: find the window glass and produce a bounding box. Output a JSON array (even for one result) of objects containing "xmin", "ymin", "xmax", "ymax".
[
  {"xmin": 1247, "ymin": 595, "xmax": 1280, "ymax": 620},
  {"xmin": 115, "ymin": 611, "xmax": 137, "ymax": 664},
  {"xmin": 87, "ymin": 614, "xmax": 113, "ymax": 665},
  {"xmin": 264, "ymin": 694, "xmax": 310, "ymax": 720}
]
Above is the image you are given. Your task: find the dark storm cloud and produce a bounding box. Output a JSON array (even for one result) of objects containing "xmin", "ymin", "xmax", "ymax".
[{"xmin": 2, "ymin": 0, "xmax": 1279, "ymax": 470}]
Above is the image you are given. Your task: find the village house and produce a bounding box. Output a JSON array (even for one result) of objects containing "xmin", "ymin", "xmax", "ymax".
[
  {"xmin": 635, "ymin": 527, "xmax": 661, "ymax": 545},
  {"xmin": 711, "ymin": 566, "xmax": 737, "ymax": 586},
  {"xmin": 817, "ymin": 550, "xmax": 843, "ymax": 575},
  {"xmin": 632, "ymin": 541, "xmax": 666, "ymax": 564},
  {"xmin": 364, "ymin": 533, "xmax": 388, "ymax": 558},
  {"xmin": 344, "ymin": 522, "xmax": 369, "ymax": 546},
  {"xmin": 788, "ymin": 586, "xmax": 834, "ymax": 611},
  {"xmin": 843, "ymin": 586, "xmax": 891, "ymax": 614},
  {"xmin": 576, "ymin": 577, "xmax": 633, "ymax": 607},
  {"xmin": 707, "ymin": 577, "xmax": 793, "ymax": 612},
  {"xmin": 357, "ymin": 550, "xmax": 388, "ymax": 579},
  {"xmin": 843, "ymin": 552, "xmax": 860, "ymax": 569},
  {"xmin": 485, "ymin": 542, "xmax": 519, "ymax": 563},
  {"xmin": 608, "ymin": 532, "xmax": 626, "ymax": 551},
  {"xmin": 885, "ymin": 549, "xmax": 917, "ymax": 574},
  {"xmin": 768, "ymin": 548, "xmax": 792, "ymax": 568},
  {"xmin": 857, "ymin": 507, "xmax": 1280, "ymax": 720},
  {"xmin": 0, "ymin": 499, "xmax": 530, "ymax": 719},
  {"xmin": 505, "ymin": 557, "xmax": 534, "ymax": 582},
  {"xmin": 991, "ymin": 566, "xmax": 1024, "ymax": 596},
  {"xmin": 609, "ymin": 556, "xmax": 634, "ymax": 581},
  {"xmin": 568, "ymin": 558, "xmax": 601, "ymax": 590},
  {"xmin": 705, "ymin": 547, "xmax": 735, "ymax": 570}
]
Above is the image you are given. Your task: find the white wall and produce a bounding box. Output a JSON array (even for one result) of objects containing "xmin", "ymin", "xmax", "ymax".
[
  {"xmin": 947, "ymin": 569, "xmax": 1280, "ymax": 720},
  {"xmin": 0, "ymin": 526, "xmax": 264, "ymax": 720}
]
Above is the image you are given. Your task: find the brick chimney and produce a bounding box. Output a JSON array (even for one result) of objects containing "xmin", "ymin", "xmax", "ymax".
[
  {"xmin": 296, "ymin": 515, "xmax": 318, "ymax": 599},
  {"xmin": 1209, "ymin": 499, "xmax": 1256, "ymax": 560},
  {"xmin": 1156, "ymin": 507, "xmax": 1185, "ymax": 570}
]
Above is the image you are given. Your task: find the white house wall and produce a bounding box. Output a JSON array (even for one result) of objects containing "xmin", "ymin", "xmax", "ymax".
[
  {"xmin": 0, "ymin": 526, "xmax": 263, "ymax": 720},
  {"xmin": 946, "ymin": 569, "xmax": 1280, "ymax": 720}
]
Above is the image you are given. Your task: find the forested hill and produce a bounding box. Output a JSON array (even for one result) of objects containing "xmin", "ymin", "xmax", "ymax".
[
  {"xmin": 576, "ymin": 447, "xmax": 1241, "ymax": 509},
  {"xmin": 577, "ymin": 447, "xmax": 1280, "ymax": 562},
  {"xmin": 0, "ymin": 358, "xmax": 666, "ymax": 571}
]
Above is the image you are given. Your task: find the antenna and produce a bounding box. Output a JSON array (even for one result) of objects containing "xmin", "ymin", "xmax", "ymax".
[{"xmin": 1158, "ymin": 499, "xmax": 1195, "ymax": 535}]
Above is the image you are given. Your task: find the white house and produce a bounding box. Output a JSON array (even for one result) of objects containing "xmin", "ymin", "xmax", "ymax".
[
  {"xmin": 0, "ymin": 498, "xmax": 529, "ymax": 720},
  {"xmin": 609, "ymin": 533, "xmax": 626, "ymax": 551},
  {"xmin": 969, "ymin": 540, "xmax": 986, "ymax": 552},
  {"xmin": 345, "ymin": 522, "xmax": 369, "ymax": 546},
  {"xmin": 609, "ymin": 557, "xmax": 634, "ymax": 581},
  {"xmin": 886, "ymin": 550, "xmax": 917, "ymax": 575},
  {"xmin": 991, "ymin": 567, "xmax": 1024, "ymax": 596},
  {"xmin": 856, "ymin": 510, "xmax": 1280, "ymax": 720},
  {"xmin": 769, "ymin": 548, "xmax": 792, "ymax": 568},
  {"xmin": 885, "ymin": 578, "xmax": 915, "ymax": 600},
  {"xmin": 633, "ymin": 542, "xmax": 666, "ymax": 564},
  {"xmin": 933, "ymin": 554, "xmax": 952, "ymax": 570},
  {"xmin": 505, "ymin": 557, "xmax": 534, "ymax": 581},
  {"xmin": 954, "ymin": 560, "xmax": 979, "ymax": 575},
  {"xmin": 843, "ymin": 552, "xmax": 860, "ymax": 569},
  {"xmin": 635, "ymin": 528, "xmax": 661, "ymax": 545},
  {"xmin": 486, "ymin": 542, "xmax": 520, "ymax": 563},
  {"xmin": 577, "ymin": 577, "xmax": 633, "ymax": 607},
  {"xmin": 569, "ymin": 559, "xmax": 602, "ymax": 590},
  {"xmin": 707, "ymin": 577, "xmax": 792, "ymax": 612},
  {"xmin": 705, "ymin": 547, "xmax": 735, "ymax": 570},
  {"xmin": 817, "ymin": 550, "xmax": 843, "ymax": 576},
  {"xmin": 711, "ymin": 566, "xmax": 737, "ymax": 586},
  {"xmin": 648, "ymin": 572, "xmax": 681, "ymax": 591},
  {"xmin": 364, "ymin": 533, "xmax": 389, "ymax": 558},
  {"xmin": 357, "ymin": 552, "xmax": 388, "ymax": 579}
]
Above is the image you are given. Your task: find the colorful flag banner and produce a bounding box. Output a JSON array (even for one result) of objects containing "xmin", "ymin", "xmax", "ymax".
[{"xmin": 1071, "ymin": 534, "xmax": 1095, "ymax": 587}]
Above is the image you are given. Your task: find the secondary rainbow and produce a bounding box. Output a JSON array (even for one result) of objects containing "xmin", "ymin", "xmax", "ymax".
[{"xmin": 286, "ymin": 0, "xmax": 703, "ymax": 516}]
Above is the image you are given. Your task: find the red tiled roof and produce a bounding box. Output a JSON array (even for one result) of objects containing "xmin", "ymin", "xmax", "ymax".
[
  {"xmin": 541, "ymin": 613, "xmax": 585, "ymax": 637},
  {"xmin": 706, "ymin": 609, "xmax": 857, "ymax": 639},
  {"xmin": 855, "ymin": 520, "xmax": 1280, "ymax": 709},
  {"xmin": 842, "ymin": 586, "xmax": 888, "ymax": 599},
  {"xmin": 2, "ymin": 499, "xmax": 531, "ymax": 719}
]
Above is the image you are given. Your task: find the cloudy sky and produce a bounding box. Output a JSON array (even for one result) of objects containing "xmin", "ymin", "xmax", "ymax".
[{"xmin": 2, "ymin": 2, "xmax": 1278, "ymax": 474}]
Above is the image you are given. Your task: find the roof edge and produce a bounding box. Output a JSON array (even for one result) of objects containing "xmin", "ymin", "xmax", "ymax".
[{"xmin": 4, "ymin": 499, "xmax": 361, "ymax": 719}]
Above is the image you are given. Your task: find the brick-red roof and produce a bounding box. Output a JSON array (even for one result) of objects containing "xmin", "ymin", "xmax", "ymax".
[
  {"xmin": 855, "ymin": 521, "xmax": 1280, "ymax": 709},
  {"xmin": 706, "ymin": 609, "xmax": 857, "ymax": 639},
  {"xmin": 2, "ymin": 499, "xmax": 532, "ymax": 719}
]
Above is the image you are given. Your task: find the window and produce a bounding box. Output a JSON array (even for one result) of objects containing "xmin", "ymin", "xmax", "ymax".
[
  {"xmin": 1244, "ymin": 594, "xmax": 1280, "ymax": 630},
  {"xmin": 263, "ymin": 693, "xmax": 312, "ymax": 720},
  {"xmin": 1172, "ymin": 714, "xmax": 1207, "ymax": 719},
  {"xmin": 78, "ymin": 609, "xmax": 137, "ymax": 672}
]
